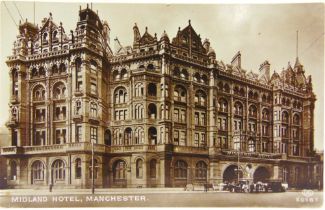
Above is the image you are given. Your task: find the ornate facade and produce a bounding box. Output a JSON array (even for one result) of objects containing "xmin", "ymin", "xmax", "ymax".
[{"xmin": 1, "ymin": 5, "xmax": 322, "ymax": 189}]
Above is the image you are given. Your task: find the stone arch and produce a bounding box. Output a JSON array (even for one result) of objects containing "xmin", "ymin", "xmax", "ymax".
[
  {"xmin": 253, "ymin": 166, "xmax": 271, "ymax": 183},
  {"xmin": 222, "ymin": 164, "xmax": 243, "ymax": 183}
]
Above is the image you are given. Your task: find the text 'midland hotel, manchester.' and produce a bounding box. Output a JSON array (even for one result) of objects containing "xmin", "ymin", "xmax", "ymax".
[{"xmin": 1, "ymin": 4, "xmax": 323, "ymax": 189}]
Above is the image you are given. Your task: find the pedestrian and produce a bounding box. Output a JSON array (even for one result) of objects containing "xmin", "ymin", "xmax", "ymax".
[{"xmin": 204, "ymin": 183, "xmax": 208, "ymax": 192}]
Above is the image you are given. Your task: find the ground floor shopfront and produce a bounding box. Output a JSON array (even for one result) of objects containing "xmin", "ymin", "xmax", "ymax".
[{"xmin": 5, "ymin": 151, "xmax": 322, "ymax": 189}]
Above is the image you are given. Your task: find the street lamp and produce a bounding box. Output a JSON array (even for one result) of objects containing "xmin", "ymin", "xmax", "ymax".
[{"xmin": 91, "ymin": 139, "xmax": 95, "ymax": 194}]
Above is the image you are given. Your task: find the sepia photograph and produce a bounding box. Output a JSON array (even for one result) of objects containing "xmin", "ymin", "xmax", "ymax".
[{"xmin": 0, "ymin": 0, "xmax": 323, "ymax": 208}]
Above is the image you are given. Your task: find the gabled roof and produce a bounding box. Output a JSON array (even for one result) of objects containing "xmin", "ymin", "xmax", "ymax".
[{"xmin": 171, "ymin": 20, "xmax": 205, "ymax": 53}]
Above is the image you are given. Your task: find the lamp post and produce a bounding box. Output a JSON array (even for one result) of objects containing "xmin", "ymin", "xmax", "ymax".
[{"xmin": 91, "ymin": 139, "xmax": 95, "ymax": 194}]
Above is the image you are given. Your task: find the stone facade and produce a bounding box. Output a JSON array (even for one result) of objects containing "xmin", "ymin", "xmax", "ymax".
[{"xmin": 1, "ymin": 5, "xmax": 322, "ymax": 189}]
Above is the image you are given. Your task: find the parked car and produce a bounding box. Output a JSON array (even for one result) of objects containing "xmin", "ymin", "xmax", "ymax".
[{"xmin": 265, "ymin": 180, "xmax": 286, "ymax": 192}]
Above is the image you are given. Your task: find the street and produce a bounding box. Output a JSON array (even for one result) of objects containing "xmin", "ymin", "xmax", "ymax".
[{"xmin": 0, "ymin": 188, "xmax": 323, "ymax": 207}]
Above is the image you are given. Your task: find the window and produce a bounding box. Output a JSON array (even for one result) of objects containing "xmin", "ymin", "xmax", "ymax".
[
  {"xmin": 76, "ymin": 125, "xmax": 82, "ymax": 142},
  {"xmin": 34, "ymin": 130, "xmax": 46, "ymax": 145},
  {"xmin": 55, "ymin": 129, "xmax": 66, "ymax": 144},
  {"xmin": 195, "ymin": 161, "xmax": 207, "ymax": 179},
  {"xmin": 90, "ymin": 82, "xmax": 97, "ymax": 95},
  {"xmin": 114, "ymin": 87, "xmax": 128, "ymax": 104},
  {"xmin": 234, "ymin": 102, "xmax": 243, "ymax": 115},
  {"xmin": 54, "ymin": 105, "xmax": 66, "ymax": 120},
  {"xmin": 248, "ymin": 139, "xmax": 255, "ymax": 152},
  {"xmin": 89, "ymin": 159, "xmax": 99, "ymax": 179},
  {"xmin": 75, "ymin": 101, "xmax": 82, "ymax": 115},
  {"xmin": 113, "ymin": 160, "xmax": 126, "ymax": 180},
  {"xmin": 200, "ymin": 113, "xmax": 206, "ymax": 126},
  {"xmin": 136, "ymin": 159, "xmax": 143, "ymax": 179},
  {"xmin": 180, "ymin": 109, "xmax": 186, "ymax": 123},
  {"xmin": 90, "ymin": 127, "xmax": 98, "ymax": 143},
  {"xmin": 149, "ymin": 159, "xmax": 157, "ymax": 178},
  {"xmin": 174, "ymin": 109, "xmax": 179, "ymax": 122},
  {"xmin": 148, "ymin": 83, "xmax": 157, "ymax": 96},
  {"xmin": 90, "ymin": 103, "xmax": 97, "ymax": 118},
  {"xmin": 293, "ymin": 144, "xmax": 299, "ymax": 156},
  {"xmin": 180, "ymin": 131, "xmax": 186, "ymax": 146},
  {"xmin": 75, "ymin": 158, "xmax": 82, "ymax": 179},
  {"xmin": 174, "ymin": 160, "xmax": 187, "ymax": 179},
  {"xmin": 31, "ymin": 161, "xmax": 44, "ymax": 182},
  {"xmin": 218, "ymin": 98, "xmax": 228, "ymax": 112},
  {"xmin": 52, "ymin": 160, "xmax": 65, "ymax": 181},
  {"xmin": 262, "ymin": 142, "xmax": 268, "ymax": 152},
  {"xmin": 195, "ymin": 112, "xmax": 199, "ymax": 125},
  {"xmin": 174, "ymin": 130, "xmax": 179, "ymax": 145},
  {"xmin": 174, "ymin": 85, "xmax": 187, "ymax": 102},
  {"xmin": 35, "ymin": 108, "xmax": 46, "ymax": 122},
  {"xmin": 10, "ymin": 161, "xmax": 17, "ymax": 180},
  {"xmin": 234, "ymin": 136, "xmax": 240, "ymax": 151},
  {"xmin": 194, "ymin": 133, "xmax": 199, "ymax": 147},
  {"xmin": 200, "ymin": 133, "xmax": 206, "ymax": 147},
  {"xmin": 12, "ymin": 130, "xmax": 18, "ymax": 146}
]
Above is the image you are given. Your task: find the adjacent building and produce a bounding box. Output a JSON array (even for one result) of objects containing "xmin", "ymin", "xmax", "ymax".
[{"xmin": 1, "ymin": 5, "xmax": 322, "ymax": 189}]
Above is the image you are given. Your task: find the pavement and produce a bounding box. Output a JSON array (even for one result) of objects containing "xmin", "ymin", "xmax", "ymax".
[{"xmin": 0, "ymin": 188, "xmax": 323, "ymax": 207}]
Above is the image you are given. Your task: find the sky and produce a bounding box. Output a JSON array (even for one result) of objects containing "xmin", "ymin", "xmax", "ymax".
[{"xmin": 0, "ymin": 1, "xmax": 324, "ymax": 150}]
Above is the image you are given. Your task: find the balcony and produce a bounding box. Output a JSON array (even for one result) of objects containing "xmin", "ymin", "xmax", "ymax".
[
  {"xmin": 74, "ymin": 89, "xmax": 83, "ymax": 97},
  {"xmin": 88, "ymin": 116, "xmax": 100, "ymax": 124},
  {"xmin": 173, "ymin": 145, "xmax": 208, "ymax": 155},
  {"xmin": 72, "ymin": 113, "xmax": 83, "ymax": 122},
  {"xmin": 6, "ymin": 118, "xmax": 18, "ymax": 127},
  {"xmin": 10, "ymin": 95, "xmax": 19, "ymax": 104},
  {"xmin": 1, "ymin": 146, "xmax": 23, "ymax": 155}
]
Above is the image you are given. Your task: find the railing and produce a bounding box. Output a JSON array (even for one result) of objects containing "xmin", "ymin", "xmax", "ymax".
[
  {"xmin": 1, "ymin": 143, "xmax": 160, "ymax": 155},
  {"xmin": 173, "ymin": 145, "xmax": 208, "ymax": 155}
]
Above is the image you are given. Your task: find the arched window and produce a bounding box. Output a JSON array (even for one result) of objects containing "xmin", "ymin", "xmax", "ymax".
[
  {"xmin": 201, "ymin": 74, "xmax": 208, "ymax": 84},
  {"xmin": 173, "ymin": 67, "xmax": 180, "ymax": 77},
  {"xmin": 193, "ymin": 72, "xmax": 200, "ymax": 82},
  {"xmin": 114, "ymin": 87, "xmax": 128, "ymax": 104},
  {"xmin": 75, "ymin": 158, "xmax": 82, "ymax": 179},
  {"xmin": 11, "ymin": 107, "xmax": 18, "ymax": 121},
  {"xmin": 104, "ymin": 130, "xmax": 112, "ymax": 146},
  {"xmin": 234, "ymin": 102, "xmax": 243, "ymax": 116},
  {"xmin": 239, "ymin": 88, "xmax": 245, "ymax": 97},
  {"xmin": 124, "ymin": 128, "xmax": 132, "ymax": 145},
  {"xmin": 218, "ymin": 98, "xmax": 228, "ymax": 112},
  {"xmin": 195, "ymin": 90, "xmax": 207, "ymax": 106},
  {"xmin": 135, "ymin": 127, "xmax": 144, "ymax": 144},
  {"xmin": 148, "ymin": 103, "xmax": 157, "ymax": 119},
  {"xmin": 52, "ymin": 64, "xmax": 59, "ymax": 75},
  {"xmin": 262, "ymin": 94, "xmax": 267, "ymax": 103},
  {"xmin": 59, "ymin": 63, "xmax": 66, "ymax": 74},
  {"xmin": 33, "ymin": 85, "xmax": 45, "ymax": 101},
  {"xmin": 248, "ymin": 90, "xmax": 254, "ymax": 99},
  {"xmin": 248, "ymin": 139, "xmax": 255, "ymax": 152},
  {"xmin": 148, "ymin": 83, "xmax": 157, "ymax": 97},
  {"xmin": 293, "ymin": 114, "xmax": 300, "ymax": 125},
  {"xmin": 31, "ymin": 161, "xmax": 44, "ymax": 182},
  {"xmin": 121, "ymin": 68, "xmax": 127, "ymax": 79},
  {"xmin": 90, "ymin": 102, "xmax": 97, "ymax": 118},
  {"xmin": 10, "ymin": 161, "xmax": 17, "ymax": 180},
  {"xmin": 147, "ymin": 64, "xmax": 155, "ymax": 71},
  {"xmin": 136, "ymin": 159, "xmax": 143, "ymax": 179},
  {"xmin": 113, "ymin": 129, "xmax": 122, "ymax": 145},
  {"xmin": 39, "ymin": 67, "xmax": 46, "ymax": 77},
  {"xmin": 224, "ymin": 83, "xmax": 230, "ymax": 93},
  {"xmin": 174, "ymin": 85, "xmax": 187, "ymax": 102},
  {"xmin": 282, "ymin": 111, "xmax": 289, "ymax": 123},
  {"xmin": 53, "ymin": 82, "xmax": 66, "ymax": 99},
  {"xmin": 218, "ymin": 82, "xmax": 223, "ymax": 91},
  {"xmin": 52, "ymin": 159, "xmax": 65, "ymax": 181},
  {"xmin": 89, "ymin": 159, "xmax": 99, "ymax": 179},
  {"xmin": 149, "ymin": 159, "xmax": 157, "ymax": 178},
  {"xmin": 31, "ymin": 67, "xmax": 38, "ymax": 78},
  {"xmin": 113, "ymin": 160, "xmax": 126, "ymax": 180},
  {"xmin": 113, "ymin": 70, "xmax": 119, "ymax": 81},
  {"xmin": 148, "ymin": 127, "xmax": 157, "ymax": 145},
  {"xmin": 135, "ymin": 83, "xmax": 144, "ymax": 97},
  {"xmin": 195, "ymin": 161, "xmax": 207, "ymax": 179},
  {"xmin": 248, "ymin": 105, "xmax": 257, "ymax": 118},
  {"xmin": 180, "ymin": 69, "xmax": 188, "ymax": 79},
  {"xmin": 254, "ymin": 92, "xmax": 259, "ymax": 100},
  {"xmin": 262, "ymin": 108, "xmax": 269, "ymax": 120},
  {"xmin": 174, "ymin": 160, "xmax": 187, "ymax": 179},
  {"xmin": 12, "ymin": 69, "xmax": 18, "ymax": 96}
]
